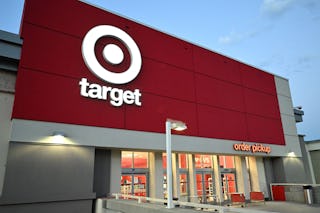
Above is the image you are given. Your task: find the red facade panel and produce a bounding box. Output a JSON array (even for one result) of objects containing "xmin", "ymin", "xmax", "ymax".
[
  {"xmin": 133, "ymin": 58, "xmax": 196, "ymax": 102},
  {"xmin": 247, "ymin": 114, "xmax": 285, "ymax": 145},
  {"xmin": 241, "ymin": 63, "xmax": 277, "ymax": 95},
  {"xmin": 193, "ymin": 46, "xmax": 242, "ymax": 85},
  {"xmin": 12, "ymin": 0, "xmax": 286, "ymax": 145},
  {"xmin": 20, "ymin": 24, "xmax": 84, "ymax": 79},
  {"xmin": 125, "ymin": 93, "xmax": 198, "ymax": 135},
  {"xmin": 133, "ymin": 25, "xmax": 194, "ymax": 70},
  {"xmin": 13, "ymin": 69, "xmax": 125, "ymax": 128},
  {"xmin": 195, "ymin": 74, "xmax": 245, "ymax": 112},
  {"xmin": 198, "ymin": 105, "xmax": 247, "ymax": 141},
  {"xmin": 244, "ymin": 88, "xmax": 281, "ymax": 119}
]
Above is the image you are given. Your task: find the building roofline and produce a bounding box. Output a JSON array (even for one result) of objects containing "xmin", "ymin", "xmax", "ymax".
[{"xmin": 80, "ymin": 0, "xmax": 289, "ymax": 81}]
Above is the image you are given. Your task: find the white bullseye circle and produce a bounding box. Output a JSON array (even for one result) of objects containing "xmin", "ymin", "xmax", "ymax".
[
  {"xmin": 82, "ymin": 25, "xmax": 142, "ymax": 84},
  {"xmin": 103, "ymin": 44, "xmax": 124, "ymax": 65}
]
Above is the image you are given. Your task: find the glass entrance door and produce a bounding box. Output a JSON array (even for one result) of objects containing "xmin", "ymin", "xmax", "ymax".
[
  {"xmin": 121, "ymin": 174, "xmax": 148, "ymax": 197},
  {"xmin": 196, "ymin": 171, "xmax": 215, "ymax": 203},
  {"xmin": 221, "ymin": 173, "xmax": 236, "ymax": 201}
]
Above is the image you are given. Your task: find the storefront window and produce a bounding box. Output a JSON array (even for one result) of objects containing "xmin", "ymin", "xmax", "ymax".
[
  {"xmin": 121, "ymin": 151, "xmax": 149, "ymax": 197},
  {"xmin": 121, "ymin": 151, "xmax": 148, "ymax": 168},
  {"xmin": 219, "ymin": 155, "xmax": 235, "ymax": 168},
  {"xmin": 162, "ymin": 153, "xmax": 188, "ymax": 169},
  {"xmin": 133, "ymin": 152, "xmax": 148, "ymax": 168},
  {"xmin": 121, "ymin": 151, "xmax": 133, "ymax": 168},
  {"xmin": 195, "ymin": 154, "xmax": 212, "ymax": 168},
  {"xmin": 162, "ymin": 153, "xmax": 167, "ymax": 168},
  {"xmin": 179, "ymin": 154, "xmax": 188, "ymax": 169},
  {"xmin": 221, "ymin": 173, "xmax": 236, "ymax": 200},
  {"xmin": 180, "ymin": 173, "xmax": 188, "ymax": 195},
  {"xmin": 121, "ymin": 174, "xmax": 147, "ymax": 196}
]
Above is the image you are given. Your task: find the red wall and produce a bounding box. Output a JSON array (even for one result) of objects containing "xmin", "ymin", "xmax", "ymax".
[{"xmin": 13, "ymin": 0, "xmax": 285, "ymax": 145}]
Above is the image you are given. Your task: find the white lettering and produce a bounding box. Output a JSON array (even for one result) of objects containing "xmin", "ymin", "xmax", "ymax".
[
  {"xmin": 79, "ymin": 78, "xmax": 142, "ymax": 107},
  {"xmin": 88, "ymin": 83, "xmax": 102, "ymax": 99},
  {"xmin": 79, "ymin": 78, "xmax": 89, "ymax": 97},
  {"xmin": 110, "ymin": 88, "xmax": 124, "ymax": 107},
  {"xmin": 133, "ymin": 89, "xmax": 142, "ymax": 106},
  {"xmin": 123, "ymin": 90, "xmax": 135, "ymax": 104}
]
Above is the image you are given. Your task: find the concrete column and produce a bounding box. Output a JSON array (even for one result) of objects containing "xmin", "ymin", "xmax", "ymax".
[
  {"xmin": 255, "ymin": 157, "xmax": 268, "ymax": 197},
  {"xmin": 109, "ymin": 150, "xmax": 121, "ymax": 194},
  {"xmin": 235, "ymin": 156, "xmax": 250, "ymax": 199},
  {"xmin": 213, "ymin": 155, "xmax": 223, "ymax": 203},
  {"xmin": 188, "ymin": 154, "xmax": 197, "ymax": 203},
  {"xmin": 149, "ymin": 152, "xmax": 164, "ymax": 199},
  {"xmin": 248, "ymin": 156, "xmax": 260, "ymax": 192},
  {"xmin": 172, "ymin": 153, "xmax": 178, "ymax": 198}
]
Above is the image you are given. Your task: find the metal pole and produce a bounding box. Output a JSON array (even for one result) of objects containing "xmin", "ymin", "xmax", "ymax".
[{"xmin": 166, "ymin": 120, "xmax": 174, "ymax": 208}]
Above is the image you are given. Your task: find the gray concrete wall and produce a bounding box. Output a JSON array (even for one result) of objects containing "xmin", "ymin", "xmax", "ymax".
[
  {"xmin": 298, "ymin": 138, "xmax": 314, "ymax": 184},
  {"xmin": 0, "ymin": 29, "xmax": 21, "ymax": 196},
  {"xmin": 271, "ymin": 158, "xmax": 286, "ymax": 183},
  {"xmin": 0, "ymin": 89, "xmax": 14, "ymax": 196},
  {"xmin": 0, "ymin": 200, "xmax": 93, "ymax": 213},
  {"xmin": 0, "ymin": 70, "xmax": 16, "ymax": 196},
  {"xmin": 0, "ymin": 142, "xmax": 96, "ymax": 212},
  {"xmin": 284, "ymin": 185, "xmax": 305, "ymax": 203},
  {"xmin": 94, "ymin": 149, "xmax": 111, "ymax": 198},
  {"xmin": 312, "ymin": 186, "xmax": 320, "ymax": 204},
  {"xmin": 269, "ymin": 157, "xmax": 307, "ymax": 184},
  {"xmin": 310, "ymin": 150, "xmax": 320, "ymax": 184},
  {"xmin": 274, "ymin": 76, "xmax": 301, "ymax": 157},
  {"xmin": 11, "ymin": 119, "xmax": 301, "ymax": 157}
]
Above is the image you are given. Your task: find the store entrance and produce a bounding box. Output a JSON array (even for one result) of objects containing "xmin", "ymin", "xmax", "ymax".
[
  {"xmin": 121, "ymin": 173, "xmax": 148, "ymax": 197},
  {"xmin": 196, "ymin": 171, "xmax": 215, "ymax": 204},
  {"xmin": 221, "ymin": 173, "xmax": 236, "ymax": 201}
]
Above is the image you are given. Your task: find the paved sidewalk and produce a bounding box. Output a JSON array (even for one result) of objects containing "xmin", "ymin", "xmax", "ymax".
[{"xmin": 242, "ymin": 201, "xmax": 320, "ymax": 213}]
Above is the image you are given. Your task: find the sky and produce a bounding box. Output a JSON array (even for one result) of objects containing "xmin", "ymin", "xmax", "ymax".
[{"xmin": 0, "ymin": 0, "xmax": 319, "ymax": 140}]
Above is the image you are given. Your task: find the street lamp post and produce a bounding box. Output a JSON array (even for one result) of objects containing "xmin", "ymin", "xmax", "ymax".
[{"xmin": 165, "ymin": 119, "xmax": 187, "ymax": 209}]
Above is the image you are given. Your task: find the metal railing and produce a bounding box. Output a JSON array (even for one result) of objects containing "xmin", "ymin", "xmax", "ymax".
[
  {"xmin": 101, "ymin": 193, "xmax": 279, "ymax": 213},
  {"xmin": 112, "ymin": 193, "xmax": 224, "ymax": 212}
]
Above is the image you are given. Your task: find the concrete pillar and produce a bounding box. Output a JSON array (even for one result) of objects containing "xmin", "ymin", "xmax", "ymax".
[
  {"xmin": 235, "ymin": 156, "xmax": 250, "ymax": 198},
  {"xmin": 172, "ymin": 154, "xmax": 180, "ymax": 197},
  {"xmin": 149, "ymin": 152, "xmax": 164, "ymax": 199},
  {"xmin": 188, "ymin": 154, "xmax": 197, "ymax": 203},
  {"xmin": 172, "ymin": 153, "xmax": 178, "ymax": 198},
  {"xmin": 213, "ymin": 155, "xmax": 223, "ymax": 203},
  {"xmin": 110, "ymin": 150, "xmax": 121, "ymax": 194},
  {"xmin": 256, "ymin": 157, "xmax": 268, "ymax": 196},
  {"xmin": 248, "ymin": 156, "xmax": 260, "ymax": 192}
]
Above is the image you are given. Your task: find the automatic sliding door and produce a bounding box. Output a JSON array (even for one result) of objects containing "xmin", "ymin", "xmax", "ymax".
[
  {"xmin": 196, "ymin": 171, "xmax": 214, "ymax": 203},
  {"xmin": 121, "ymin": 173, "xmax": 148, "ymax": 196}
]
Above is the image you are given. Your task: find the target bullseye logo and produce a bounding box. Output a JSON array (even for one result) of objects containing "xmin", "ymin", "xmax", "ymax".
[
  {"xmin": 79, "ymin": 25, "xmax": 142, "ymax": 107},
  {"xmin": 82, "ymin": 25, "xmax": 142, "ymax": 84},
  {"xmin": 103, "ymin": 44, "xmax": 124, "ymax": 65}
]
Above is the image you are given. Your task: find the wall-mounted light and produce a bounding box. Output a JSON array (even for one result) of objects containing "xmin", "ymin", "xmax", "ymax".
[
  {"xmin": 287, "ymin": 151, "xmax": 296, "ymax": 157},
  {"xmin": 52, "ymin": 131, "xmax": 67, "ymax": 144}
]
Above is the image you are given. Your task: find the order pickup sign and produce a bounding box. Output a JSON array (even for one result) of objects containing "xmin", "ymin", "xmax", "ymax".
[{"xmin": 233, "ymin": 142, "xmax": 271, "ymax": 154}]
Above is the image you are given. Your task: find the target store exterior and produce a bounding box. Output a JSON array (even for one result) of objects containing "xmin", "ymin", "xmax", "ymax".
[{"xmin": 0, "ymin": 0, "xmax": 309, "ymax": 212}]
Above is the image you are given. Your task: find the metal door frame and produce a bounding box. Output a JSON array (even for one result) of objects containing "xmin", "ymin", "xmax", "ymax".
[
  {"xmin": 121, "ymin": 168, "xmax": 149, "ymax": 197},
  {"xmin": 196, "ymin": 169, "xmax": 214, "ymax": 203}
]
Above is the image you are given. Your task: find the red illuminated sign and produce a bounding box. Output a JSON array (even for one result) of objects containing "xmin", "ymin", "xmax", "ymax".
[{"xmin": 233, "ymin": 143, "xmax": 271, "ymax": 154}]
